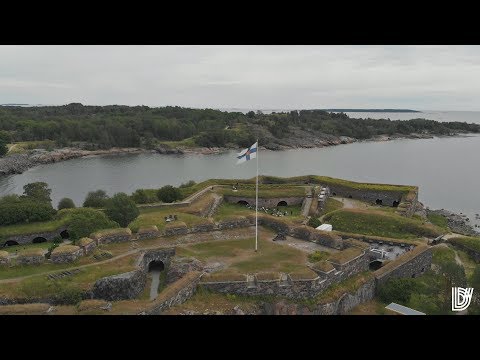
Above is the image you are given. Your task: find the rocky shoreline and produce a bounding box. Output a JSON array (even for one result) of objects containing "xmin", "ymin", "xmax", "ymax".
[
  {"xmin": 0, "ymin": 132, "xmax": 473, "ymax": 176},
  {"xmin": 427, "ymin": 209, "xmax": 479, "ymax": 236}
]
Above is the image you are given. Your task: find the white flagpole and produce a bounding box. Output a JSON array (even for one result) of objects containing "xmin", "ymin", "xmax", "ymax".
[{"xmin": 255, "ymin": 139, "xmax": 259, "ymax": 252}]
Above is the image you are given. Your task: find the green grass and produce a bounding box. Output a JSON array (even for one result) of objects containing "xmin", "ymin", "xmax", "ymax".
[
  {"xmin": 219, "ymin": 185, "xmax": 306, "ymax": 199},
  {"xmin": 448, "ymin": 236, "xmax": 480, "ymax": 253},
  {"xmin": 324, "ymin": 209, "xmax": 443, "ymax": 239},
  {"xmin": 307, "ymin": 251, "xmax": 330, "ymax": 262},
  {"xmin": 0, "ymin": 253, "xmax": 138, "ymax": 299},
  {"xmin": 427, "ymin": 213, "xmax": 450, "ymax": 231},
  {"xmin": 261, "ymin": 175, "xmax": 415, "ymax": 193},
  {"xmin": 128, "ymin": 206, "xmax": 206, "ymax": 232},
  {"xmin": 320, "ymin": 198, "xmax": 343, "ymax": 216},
  {"xmin": 0, "ymin": 219, "xmax": 65, "ymax": 239},
  {"xmin": 213, "ymin": 202, "xmax": 302, "ymax": 222},
  {"xmin": 177, "ymin": 236, "xmax": 308, "ymax": 275}
]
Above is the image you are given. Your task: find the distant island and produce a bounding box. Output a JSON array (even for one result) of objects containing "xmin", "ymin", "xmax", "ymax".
[
  {"xmin": 323, "ymin": 109, "xmax": 421, "ymax": 113},
  {"xmin": 1, "ymin": 103, "xmax": 480, "ymax": 175}
]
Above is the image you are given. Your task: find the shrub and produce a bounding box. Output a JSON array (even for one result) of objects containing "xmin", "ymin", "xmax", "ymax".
[
  {"xmin": 157, "ymin": 185, "xmax": 182, "ymax": 203},
  {"xmin": 61, "ymin": 208, "xmax": 119, "ymax": 240},
  {"xmin": 53, "ymin": 287, "xmax": 84, "ymax": 305},
  {"xmin": 179, "ymin": 180, "xmax": 196, "ymax": 188},
  {"xmin": 0, "ymin": 140, "xmax": 7, "ymax": 156},
  {"xmin": 0, "ymin": 196, "xmax": 56, "ymax": 225},
  {"xmin": 45, "ymin": 243, "xmax": 59, "ymax": 259},
  {"xmin": 130, "ymin": 189, "xmax": 158, "ymax": 204},
  {"xmin": 308, "ymin": 251, "xmax": 329, "ymax": 262},
  {"xmin": 83, "ymin": 190, "xmax": 110, "ymax": 208},
  {"xmin": 58, "ymin": 197, "xmax": 75, "ymax": 210},
  {"xmin": 377, "ymin": 278, "xmax": 418, "ymax": 305},
  {"xmin": 105, "ymin": 193, "xmax": 140, "ymax": 227}
]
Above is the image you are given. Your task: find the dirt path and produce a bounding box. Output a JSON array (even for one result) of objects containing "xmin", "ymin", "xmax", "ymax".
[{"xmin": 437, "ymin": 243, "xmax": 464, "ymax": 267}]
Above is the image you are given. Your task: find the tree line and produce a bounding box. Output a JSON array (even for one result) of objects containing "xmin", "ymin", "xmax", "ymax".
[{"xmin": 0, "ymin": 104, "xmax": 479, "ymax": 153}]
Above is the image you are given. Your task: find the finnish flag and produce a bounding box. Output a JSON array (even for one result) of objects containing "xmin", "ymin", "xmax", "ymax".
[{"xmin": 236, "ymin": 142, "xmax": 257, "ymax": 164}]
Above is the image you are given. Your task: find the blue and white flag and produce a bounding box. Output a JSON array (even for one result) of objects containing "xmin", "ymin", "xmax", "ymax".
[{"xmin": 236, "ymin": 141, "xmax": 257, "ymax": 164}]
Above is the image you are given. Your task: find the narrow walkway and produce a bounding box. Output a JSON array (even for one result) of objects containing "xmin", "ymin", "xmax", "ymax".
[{"xmin": 149, "ymin": 270, "xmax": 161, "ymax": 300}]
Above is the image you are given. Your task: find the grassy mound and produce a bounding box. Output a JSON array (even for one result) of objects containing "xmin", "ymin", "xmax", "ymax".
[{"xmin": 324, "ymin": 209, "xmax": 443, "ymax": 239}]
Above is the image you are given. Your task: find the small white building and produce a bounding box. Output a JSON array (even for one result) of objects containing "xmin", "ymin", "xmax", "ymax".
[{"xmin": 316, "ymin": 224, "xmax": 333, "ymax": 232}]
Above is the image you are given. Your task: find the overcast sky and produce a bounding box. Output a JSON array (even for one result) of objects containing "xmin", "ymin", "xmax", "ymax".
[{"xmin": 1, "ymin": 45, "xmax": 480, "ymax": 111}]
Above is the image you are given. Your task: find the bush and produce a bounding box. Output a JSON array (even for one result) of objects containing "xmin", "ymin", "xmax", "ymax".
[
  {"xmin": 157, "ymin": 185, "xmax": 182, "ymax": 203},
  {"xmin": 307, "ymin": 217, "xmax": 321, "ymax": 228},
  {"xmin": 0, "ymin": 196, "xmax": 56, "ymax": 225},
  {"xmin": 130, "ymin": 189, "xmax": 158, "ymax": 204},
  {"xmin": 53, "ymin": 287, "xmax": 84, "ymax": 305},
  {"xmin": 105, "ymin": 192, "xmax": 140, "ymax": 227},
  {"xmin": 83, "ymin": 190, "xmax": 109, "ymax": 208},
  {"xmin": 308, "ymin": 251, "xmax": 329, "ymax": 262},
  {"xmin": 61, "ymin": 208, "xmax": 119, "ymax": 239},
  {"xmin": 377, "ymin": 278, "xmax": 418, "ymax": 305},
  {"xmin": 58, "ymin": 197, "xmax": 75, "ymax": 210}
]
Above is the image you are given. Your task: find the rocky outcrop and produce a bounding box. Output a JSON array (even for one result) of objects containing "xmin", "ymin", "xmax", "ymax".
[
  {"xmin": 77, "ymin": 237, "xmax": 96, "ymax": 256},
  {"xmin": 427, "ymin": 209, "xmax": 478, "ymax": 236},
  {"xmin": 154, "ymin": 143, "xmax": 183, "ymax": 154}
]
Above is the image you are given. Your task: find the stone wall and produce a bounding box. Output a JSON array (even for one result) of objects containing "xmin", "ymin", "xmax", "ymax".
[
  {"xmin": 189, "ymin": 221, "xmax": 215, "ymax": 233},
  {"xmin": 92, "ymin": 247, "xmax": 175, "ymax": 301},
  {"xmin": 164, "ymin": 222, "xmax": 189, "ymax": 236},
  {"xmin": 291, "ymin": 225, "xmax": 344, "ymax": 250},
  {"xmin": 92, "ymin": 268, "xmax": 147, "ymax": 301},
  {"xmin": 137, "ymin": 226, "xmax": 160, "ymax": 240},
  {"xmin": 263, "ymin": 278, "xmax": 376, "ymax": 315},
  {"xmin": 200, "ymin": 251, "xmax": 368, "ymax": 299},
  {"xmin": 91, "ymin": 228, "xmax": 132, "ymax": 245},
  {"xmin": 50, "ymin": 246, "xmax": 83, "ymax": 264},
  {"xmin": 3, "ymin": 227, "xmax": 68, "ymax": 246},
  {"xmin": 166, "ymin": 257, "xmax": 204, "ymax": 284},
  {"xmin": 78, "ymin": 238, "xmax": 97, "ymax": 256},
  {"xmin": 144, "ymin": 271, "xmax": 203, "ymax": 315},
  {"xmin": 216, "ymin": 216, "xmax": 251, "ymax": 230},
  {"xmin": 374, "ymin": 245, "xmax": 432, "ymax": 286},
  {"xmin": 16, "ymin": 254, "xmax": 45, "ymax": 265},
  {"xmin": 224, "ymin": 195, "xmax": 305, "ymax": 208}
]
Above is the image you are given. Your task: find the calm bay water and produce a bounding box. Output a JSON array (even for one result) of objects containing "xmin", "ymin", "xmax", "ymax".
[
  {"xmin": 0, "ymin": 110, "xmax": 479, "ymax": 231},
  {"xmin": 0, "ymin": 135, "xmax": 479, "ymax": 230}
]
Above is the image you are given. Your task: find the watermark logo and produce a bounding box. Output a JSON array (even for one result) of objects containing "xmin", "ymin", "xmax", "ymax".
[{"xmin": 452, "ymin": 287, "xmax": 474, "ymax": 312}]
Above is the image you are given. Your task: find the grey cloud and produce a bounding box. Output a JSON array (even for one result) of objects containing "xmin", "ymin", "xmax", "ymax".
[{"xmin": 0, "ymin": 45, "xmax": 479, "ymax": 110}]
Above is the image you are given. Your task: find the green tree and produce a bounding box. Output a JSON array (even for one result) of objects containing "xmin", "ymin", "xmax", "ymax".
[
  {"xmin": 58, "ymin": 197, "xmax": 75, "ymax": 210},
  {"xmin": 83, "ymin": 190, "xmax": 110, "ymax": 208},
  {"xmin": 131, "ymin": 189, "xmax": 149, "ymax": 204},
  {"xmin": 64, "ymin": 208, "xmax": 119, "ymax": 239},
  {"xmin": 157, "ymin": 185, "xmax": 182, "ymax": 203},
  {"xmin": 105, "ymin": 192, "xmax": 140, "ymax": 227},
  {"xmin": 22, "ymin": 182, "xmax": 52, "ymax": 203}
]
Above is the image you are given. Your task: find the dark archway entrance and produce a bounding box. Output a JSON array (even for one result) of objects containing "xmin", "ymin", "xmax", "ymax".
[
  {"xmin": 148, "ymin": 260, "xmax": 165, "ymax": 272},
  {"xmin": 60, "ymin": 230, "xmax": 70, "ymax": 239},
  {"xmin": 4, "ymin": 240, "xmax": 19, "ymax": 247},
  {"xmin": 277, "ymin": 201, "xmax": 288, "ymax": 207},
  {"xmin": 32, "ymin": 237, "xmax": 47, "ymax": 244},
  {"xmin": 332, "ymin": 192, "xmax": 337, "ymax": 196},
  {"xmin": 392, "ymin": 200, "xmax": 400, "ymax": 207},
  {"xmin": 348, "ymin": 195, "xmax": 353, "ymax": 199},
  {"xmin": 375, "ymin": 199, "xmax": 383, "ymax": 205},
  {"xmin": 369, "ymin": 260, "xmax": 383, "ymax": 271},
  {"xmin": 237, "ymin": 200, "xmax": 249, "ymax": 206}
]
